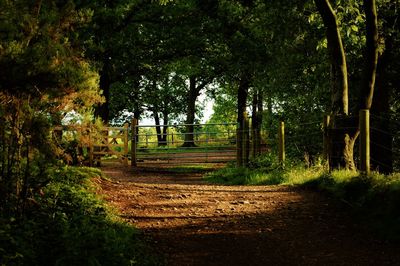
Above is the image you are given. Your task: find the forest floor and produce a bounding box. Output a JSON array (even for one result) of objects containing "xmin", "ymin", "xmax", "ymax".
[{"xmin": 98, "ymin": 161, "xmax": 400, "ymax": 266}]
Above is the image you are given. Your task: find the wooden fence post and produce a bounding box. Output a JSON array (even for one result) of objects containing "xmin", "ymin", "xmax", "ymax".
[
  {"xmin": 131, "ymin": 118, "xmax": 138, "ymax": 167},
  {"xmin": 123, "ymin": 123, "xmax": 129, "ymax": 166},
  {"xmin": 323, "ymin": 115, "xmax": 331, "ymax": 165},
  {"xmin": 278, "ymin": 121, "xmax": 285, "ymax": 165},
  {"xmin": 359, "ymin": 109, "xmax": 370, "ymax": 175}
]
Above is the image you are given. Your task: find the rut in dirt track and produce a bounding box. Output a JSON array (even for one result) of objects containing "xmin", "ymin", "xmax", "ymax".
[{"xmin": 98, "ymin": 163, "xmax": 400, "ymax": 266}]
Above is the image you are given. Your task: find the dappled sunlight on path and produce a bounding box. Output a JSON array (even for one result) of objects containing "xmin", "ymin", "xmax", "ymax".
[{"xmin": 98, "ymin": 163, "xmax": 400, "ymax": 266}]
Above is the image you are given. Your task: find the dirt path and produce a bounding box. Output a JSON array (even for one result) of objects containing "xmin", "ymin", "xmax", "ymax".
[{"xmin": 98, "ymin": 163, "xmax": 400, "ymax": 266}]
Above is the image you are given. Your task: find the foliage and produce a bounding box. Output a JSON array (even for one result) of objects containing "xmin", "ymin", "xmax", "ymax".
[
  {"xmin": 0, "ymin": 166, "xmax": 161, "ymax": 266},
  {"xmin": 0, "ymin": 0, "xmax": 103, "ymax": 215}
]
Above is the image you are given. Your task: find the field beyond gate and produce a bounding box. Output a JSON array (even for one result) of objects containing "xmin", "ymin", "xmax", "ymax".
[{"xmin": 133, "ymin": 122, "xmax": 237, "ymax": 166}]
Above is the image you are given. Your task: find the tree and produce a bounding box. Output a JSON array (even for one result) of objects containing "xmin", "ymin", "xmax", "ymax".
[
  {"xmin": 314, "ymin": 0, "xmax": 379, "ymax": 170},
  {"xmin": 0, "ymin": 0, "xmax": 101, "ymax": 215}
]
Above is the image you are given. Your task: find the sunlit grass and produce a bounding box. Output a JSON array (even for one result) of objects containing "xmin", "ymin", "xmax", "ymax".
[
  {"xmin": 206, "ymin": 161, "xmax": 400, "ymax": 241},
  {"xmin": 168, "ymin": 164, "xmax": 219, "ymax": 173}
]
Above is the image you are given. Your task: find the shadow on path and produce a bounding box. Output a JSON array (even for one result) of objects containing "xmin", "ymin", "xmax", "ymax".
[{"xmin": 99, "ymin": 163, "xmax": 400, "ymax": 266}]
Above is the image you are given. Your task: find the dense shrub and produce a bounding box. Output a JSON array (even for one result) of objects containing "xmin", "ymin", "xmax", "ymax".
[{"xmin": 0, "ymin": 166, "xmax": 161, "ymax": 266}]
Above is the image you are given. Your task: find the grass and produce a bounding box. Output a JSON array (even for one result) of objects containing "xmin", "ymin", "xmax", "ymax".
[
  {"xmin": 0, "ymin": 166, "xmax": 162, "ymax": 266},
  {"xmin": 168, "ymin": 164, "xmax": 218, "ymax": 173},
  {"xmin": 206, "ymin": 154, "xmax": 400, "ymax": 241}
]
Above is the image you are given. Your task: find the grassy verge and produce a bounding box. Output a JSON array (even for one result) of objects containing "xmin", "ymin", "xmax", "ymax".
[
  {"xmin": 0, "ymin": 166, "xmax": 162, "ymax": 266},
  {"xmin": 206, "ymin": 155, "xmax": 400, "ymax": 241},
  {"xmin": 168, "ymin": 165, "xmax": 219, "ymax": 173}
]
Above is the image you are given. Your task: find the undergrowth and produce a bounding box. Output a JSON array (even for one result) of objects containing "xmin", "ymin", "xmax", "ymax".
[
  {"xmin": 206, "ymin": 153, "xmax": 400, "ymax": 241},
  {"xmin": 0, "ymin": 166, "xmax": 161, "ymax": 266}
]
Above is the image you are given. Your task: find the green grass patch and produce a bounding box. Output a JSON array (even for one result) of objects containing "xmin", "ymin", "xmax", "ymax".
[
  {"xmin": 206, "ymin": 153, "xmax": 400, "ymax": 241},
  {"xmin": 0, "ymin": 166, "xmax": 162, "ymax": 266},
  {"xmin": 168, "ymin": 165, "xmax": 217, "ymax": 173}
]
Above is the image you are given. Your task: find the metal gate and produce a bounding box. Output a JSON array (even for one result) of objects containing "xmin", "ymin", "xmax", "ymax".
[{"xmin": 131, "ymin": 122, "xmax": 237, "ymax": 166}]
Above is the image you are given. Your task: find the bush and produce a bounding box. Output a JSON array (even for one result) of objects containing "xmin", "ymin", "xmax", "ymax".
[{"xmin": 0, "ymin": 166, "xmax": 161, "ymax": 266}]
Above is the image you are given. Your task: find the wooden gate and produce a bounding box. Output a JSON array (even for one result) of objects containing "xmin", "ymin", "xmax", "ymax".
[{"xmin": 54, "ymin": 124, "xmax": 129, "ymax": 166}]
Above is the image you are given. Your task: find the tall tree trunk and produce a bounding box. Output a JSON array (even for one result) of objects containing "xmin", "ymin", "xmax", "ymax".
[
  {"xmin": 183, "ymin": 76, "xmax": 199, "ymax": 147},
  {"xmin": 251, "ymin": 89, "xmax": 258, "ymax": 158},
  {"xmin": 315, "ymin": 0, "xmax": 357, "ymax": 170},
  {"xmin": 162, "ymin": 111, "xmax": 169, "ymax": 146},
  {"xmin": 133, "ymin": 110, "xmax": 140, "ymax": 143},
  {"xmin": 153, "ymin": 110, "xmax": 163, "ymax": 146},
  {"xmin": 257, "ymin": 89, "xmax": 263, "ymax": 153},
  {"xmin": 371, "ymin": 12, "xmax": 393, "ymax": 174},
  {"xmin": 251, "ymin": 88, "xmax": 263, "ymax": 157},
  {"xmin": 95, "ymin": 57, "xmax": 111, "ymax": 124},
  {"xmin": 315, "ymin": 0, "xmax": 348, "ymax": 115},
  {"xmin": 237, "ymin": 75, "xmax": 250, "ymax": 167},
  {"xmin": 360, "ymin": 0, "xmax": 379, "ymax": 111}
]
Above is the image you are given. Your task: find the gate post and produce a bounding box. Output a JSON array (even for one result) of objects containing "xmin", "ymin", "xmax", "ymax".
[
  {"xmin": 123, "ymin": 122, "xmax": 129, "ymax": 166},
  {"xmin": 359, "ymin": 109, "xmax": 370, "ymax": 175},
  {"xmin": 131, "ymin": 118, "xmax": 138, "ymax": 167}
]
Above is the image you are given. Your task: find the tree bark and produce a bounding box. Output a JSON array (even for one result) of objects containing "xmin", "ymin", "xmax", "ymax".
[
  {"xmin": 315, "ymin": 0, "xmax": 359, "ymax": 170},
  {"xmin": 360, "ymin": 0, "xmax": 379, "ymax": 110},
  {"xmin": 315, "ymin": 0, "xmax": 348, "ymax": 115},
  {"xmin": 371, "ymin": 16, "xmax": 393, "ymax": 174},
  {"xmin": 251, "ymin": 88, "xmax": 263, "ymax": 157},
  {"xmin": 162, "ymin": 111, "xmax": 169, "ymax": 145},
  {"xmin": 183, "ymin": 76, "xmax": 198, "ymax": 147},
  {"xmin": 251, "ymin": 89, "xmax": 258, "ymax": 158},
  {"xmin": 153, "ymin": 110, "xmax": 163, "ymax": 146},
  {"xmin": 257, "ymin": 89, "xmax": 263, "ymax": 153},
  {"xmin": 237, "ymin": 74, "xmax": 250, "ymax": 167},
  {"xmin": 94, "ymin": 57, "xmax": 111, "ymax": 124}
]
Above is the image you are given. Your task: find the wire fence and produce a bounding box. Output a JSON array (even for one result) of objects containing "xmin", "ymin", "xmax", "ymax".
[{"xmin": 270, "ymin": 112, "xmax": 399, "ymax": 173}]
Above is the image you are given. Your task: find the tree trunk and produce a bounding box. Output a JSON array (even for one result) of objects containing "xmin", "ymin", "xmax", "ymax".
[
  {"xmin": 360, "ymin": 0, "xmax": 379, "ymax": 110},
  {"xmin": 257, "ymin": 89, "xmax": 263, "ymax": 153},
  {"xmin": 94, "ymin": 57, "xmax": 111, "ymax": 124},
  {"xmin": 251, "ymin": 88, "xmax": 262, "ymax": 157},
  {"xmin": 371, "ymin": 24, "xmax": 393, "ymax": 173},
  {"xmin": 251, "ymin": 89, "xmax": 258, "ymax": 158},
  {"xmin": 162, "ymin": 112, "xmax": 169, "ymax": 146},
  {"xmin": 315, "ymin": 0, "xmax": 359, "ymax": 170},
  {"xmin": 329, "ymin": 115, "xmax": 359, "ymax": 170},
  {"xmin": 153, "ymin": 110, "xmax": 164, "ymax": 146},
  {"xmin": 133, "ymin": 110, "xmax": 140, "ymax": 143},
  {"xmin": 183, "ymin": 76, "xmax": 199, "ymax": 147},
  {"xmin": 237, "ymin": 75, "xmax": 250, "ymax": 167},
  {"xmin": 315, "ymin": 0, "xmax": 348, "ymax": 115}
]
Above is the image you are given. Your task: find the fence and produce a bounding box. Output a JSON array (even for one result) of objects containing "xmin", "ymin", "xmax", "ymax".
[
  {"xmin": 271, "ymin": 109, "xmax": 399, "ymax": 174},
  {"xmin": 54, "ymin": 109, "xmax": 399, "ymax": 173}
]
